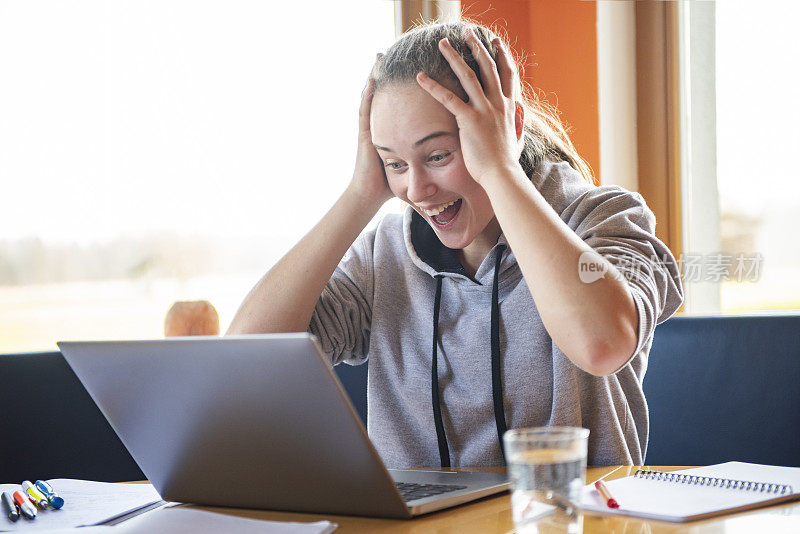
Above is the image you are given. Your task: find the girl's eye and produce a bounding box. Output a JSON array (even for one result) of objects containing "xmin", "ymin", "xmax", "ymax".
[{"xmin": 384, "ymin": 153, "xmax": 450, "ymax": 172}]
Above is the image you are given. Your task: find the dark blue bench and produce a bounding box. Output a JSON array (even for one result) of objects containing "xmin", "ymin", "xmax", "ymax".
[
  {"xmin": 2, "ymin": 315, "xmax": 797, "ymax": 481},
  {"xmin": 0, "ymin": 350, "xmax": 368, "ymax": 482},
  {"xmin": 643, "ymin": 314, "xmax": 800, "ymax": 467},
  {"xmin": 0, "ymin": 351, "xmax": 145, "ymax": 482}
]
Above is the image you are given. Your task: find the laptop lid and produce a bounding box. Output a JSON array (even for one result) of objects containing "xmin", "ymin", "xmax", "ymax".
[{"xmin": 58, "ymin": 334, "xmax": 508, "ymax": 518}]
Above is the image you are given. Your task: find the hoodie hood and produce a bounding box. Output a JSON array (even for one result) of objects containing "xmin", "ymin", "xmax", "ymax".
[{"xmin": 403, "ymin": 206, "xmax": 520, "ymax": 287}]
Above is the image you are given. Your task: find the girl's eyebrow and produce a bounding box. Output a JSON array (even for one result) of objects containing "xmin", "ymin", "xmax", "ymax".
[{"xmin": 374, "ymin": 131, "xmax": 456, "ymax": 152}]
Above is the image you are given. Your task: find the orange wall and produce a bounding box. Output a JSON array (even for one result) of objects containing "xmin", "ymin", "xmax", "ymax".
[{"xmin": 463, "ymin": 0, "xmax": 600, "ymax": 182}]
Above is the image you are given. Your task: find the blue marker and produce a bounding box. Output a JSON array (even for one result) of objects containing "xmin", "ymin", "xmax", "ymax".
[{"xmin": 34, "ymin": 481, "xmax": 64, "ymax": 509}]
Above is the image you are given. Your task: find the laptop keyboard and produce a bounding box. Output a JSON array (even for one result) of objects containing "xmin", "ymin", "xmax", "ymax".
[{"xmin": 395, "ymin": 482, "xmax": 468, "ymax": 502}]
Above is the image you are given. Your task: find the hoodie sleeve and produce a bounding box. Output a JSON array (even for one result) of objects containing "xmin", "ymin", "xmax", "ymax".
[
  {"xmin": 535, "ymin": 160, "xmax": 685, "ymax": 366},
  {"xmin": 567, "ymin": 186, "xmax": 684, "ymax": 363},
  {"xmin": 308, "ymin": 227, "xmax": 376, "ymax": 367}
]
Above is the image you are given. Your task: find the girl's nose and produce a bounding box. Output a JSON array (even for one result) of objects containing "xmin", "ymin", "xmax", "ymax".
[{"xmin": 406, "ymin": 168, "xmax": 437, "ymax": 204}]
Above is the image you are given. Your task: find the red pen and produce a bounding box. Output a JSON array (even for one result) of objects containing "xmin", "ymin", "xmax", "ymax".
[
  {"xmin": 12, "ymin": 490, "xmax": 37, "ymax": 519},
  {"xmin": 594, "ymin": 479, "xmax": 620, "ymax": 509}
]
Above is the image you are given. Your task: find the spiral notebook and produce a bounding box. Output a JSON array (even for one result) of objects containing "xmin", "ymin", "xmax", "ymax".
[{"xmin": 581, "ymin": 461, "xmax": 800, "ymax": 522}]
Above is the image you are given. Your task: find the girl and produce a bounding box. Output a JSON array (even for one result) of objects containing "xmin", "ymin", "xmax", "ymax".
[{"xmin": 228, "ymin": 20, "xmax": 683, "ymax": 468}]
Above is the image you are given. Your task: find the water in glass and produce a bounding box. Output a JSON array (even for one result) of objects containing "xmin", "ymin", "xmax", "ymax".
[{"xmin": 507, "ymin": 448, "xmax": 586, "ymax": 534}]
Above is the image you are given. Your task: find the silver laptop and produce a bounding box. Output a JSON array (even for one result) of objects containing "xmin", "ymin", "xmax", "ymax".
[{"xmin": 58, "ymin": 334, "xmax": 509, "ymax": 519}]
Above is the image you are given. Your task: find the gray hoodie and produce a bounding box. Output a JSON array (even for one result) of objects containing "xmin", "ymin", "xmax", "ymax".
[{"xmin": 308, "ymin": 158, "xmax": 684, "ymax": 468}]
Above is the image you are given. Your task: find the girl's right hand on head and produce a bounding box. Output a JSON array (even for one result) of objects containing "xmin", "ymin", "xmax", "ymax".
[{"xmin": 349, "ymin": 64, "xmax": 393, "ymax": 207}]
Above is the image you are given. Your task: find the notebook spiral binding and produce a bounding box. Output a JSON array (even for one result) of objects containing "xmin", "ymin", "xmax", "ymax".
[{"xmin": 634, "ymin": 469, "xmax": 793, "ymax": 495}]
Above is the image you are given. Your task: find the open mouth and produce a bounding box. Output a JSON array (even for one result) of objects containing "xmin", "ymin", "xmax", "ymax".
[{"xmin": 429, "ymin": 199, "xmax": 462, "ymax": 228}]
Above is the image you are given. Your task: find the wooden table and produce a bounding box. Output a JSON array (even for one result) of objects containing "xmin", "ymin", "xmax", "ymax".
[{"xmin": 151, "ymin": 466, "xmax": 800, "ymax": 533}]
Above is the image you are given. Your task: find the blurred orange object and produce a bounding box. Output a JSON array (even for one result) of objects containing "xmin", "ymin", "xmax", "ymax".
[{"xmin": 164, "ymin": 300, "xmax": 220, "ymax": 337}]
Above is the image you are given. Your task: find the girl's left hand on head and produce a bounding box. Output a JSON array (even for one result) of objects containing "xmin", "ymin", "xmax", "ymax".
[{"xmin": 416, "ymin": 28, "xmax": 524, "ymax": 185}]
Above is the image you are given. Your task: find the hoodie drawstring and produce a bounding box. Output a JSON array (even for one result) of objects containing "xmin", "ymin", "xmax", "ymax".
[
  {"xmin": 491, "ymin": 244, "xmax": 508, "ymax": 463},
  {"xmin": 431, "ymin": 244, "xmax": 508, "ymax": 468},
  {"xmin": 431, "ymin": 275, "xmax": 450, "ymax": 467}
]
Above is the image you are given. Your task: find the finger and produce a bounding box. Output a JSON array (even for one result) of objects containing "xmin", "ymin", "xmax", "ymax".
[
  {"xmin": 493, "ymin": 37, "xmax": 515, "ymax": 100},
  {"xmin": 464, "ymin": 28, "xmax": 504, "ymax": 108},
  {"xmin": 363, "ymin": 52, "xmax": 383, "ymax": 92},
  {"xmin": 437, "ymin": 37, "xmax": 489, "ymax": 107},
  {"xmin": 416, "ymin": 71, "xmax": 472, "ymax": 118},
  {"xmin": 359, "ymin": 78, "xmax": 375, "ymax": 136}
]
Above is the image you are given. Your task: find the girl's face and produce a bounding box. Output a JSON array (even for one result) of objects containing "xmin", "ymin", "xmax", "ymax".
[{"xmin": 370, "ymin": 81, "xmax": 499, "ymax": 253}]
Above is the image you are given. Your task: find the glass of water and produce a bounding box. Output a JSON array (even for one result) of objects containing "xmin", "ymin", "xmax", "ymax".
[{"xmin": 503, "ymin": 427, "xmax": 589, "ymax": 534}]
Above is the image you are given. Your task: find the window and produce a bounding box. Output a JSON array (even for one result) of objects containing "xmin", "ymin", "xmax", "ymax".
[
  {"xmin": 677, "ymin": 0, "xmax": 800, "ymax": 313},
  {"xmin": 0, "ymin": 1, "xmax": 397, "ymax": 352},
  {"xmin": 714, "ymin": 0, "xmax": 800, "ymax": 312}
]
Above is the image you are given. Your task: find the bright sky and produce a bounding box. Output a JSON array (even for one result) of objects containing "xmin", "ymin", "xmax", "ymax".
[
  {"xmin": 0, "ymin": 0, "xmax": 400, "ymax": 247},
  {"xmin": 716, "ymin": 0, "xmax": 800, "ymax": 214},
  {"xmin": 1, "ymin": 0, "xmax": 798, "ymax": 246}
]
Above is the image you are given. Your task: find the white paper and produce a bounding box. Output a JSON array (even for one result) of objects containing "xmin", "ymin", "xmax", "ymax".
[
  {"xmin": 0, "ymin": 530, "xmax": 113, "ymax": 534},
  {"xmin": 581, "ymin": 461, "xmax": 800, "ymax": 521},
  {"xmin": 0, "ymin": 479, "xmax": 161, "ymax": 532},
  {"xmin": 117, "ymin": 506, "xmax": 338, "ymax": 534},
  {"xmin": 12, "ymin": 507, "xmax": 338, "ymax": 534}
]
